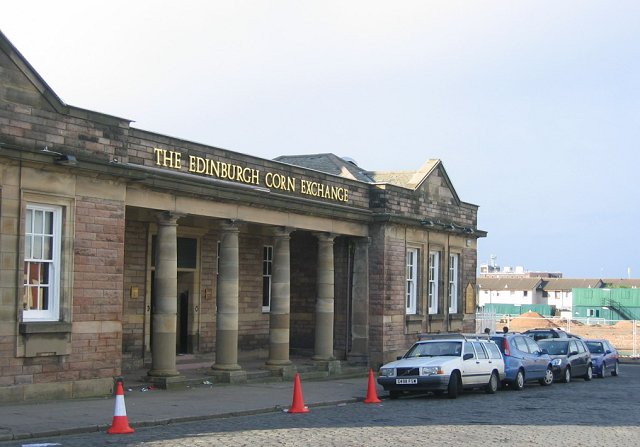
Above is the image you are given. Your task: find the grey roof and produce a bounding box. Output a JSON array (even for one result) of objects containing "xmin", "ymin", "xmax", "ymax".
[
  {"xmin": 602, "ymin": 279, "xmax": 640, "ymax": 288},
  {"xmin": 541, "ymin": 278, "xmax": 603, "ymax": 291},
  {"xmin": 273, "ymin": 154, "xmax": 460, "ymax": 197},
  {"xmin": 273, "ymin": 153, "xmax": 375, "ymax": 183},
  {"xmin": 367, "ymin": 159, "xmax": 440, "ymax": 188},
  {"xmin": 477, "ymin": 278, "xmax": 544, "ymax": 290}
]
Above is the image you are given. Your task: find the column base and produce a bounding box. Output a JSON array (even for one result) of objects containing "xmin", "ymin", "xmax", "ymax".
[
  {"xmin": 264, "ymin": 361, "xmax": 296, "ymax": 380},
  {"xmin": 145, "ymin": 374, "xmax": 187, "ymax": 390},
  {"xmin": 209, "ymin": 368, "xmax": 247, "ymax": 384},
  {"xmin": 313, "ymin": 359, "xmax": 342, "ymax": 375},
  {"xmin": 147, "ymin": 368, "xmax": 180, "ymax": 378}
]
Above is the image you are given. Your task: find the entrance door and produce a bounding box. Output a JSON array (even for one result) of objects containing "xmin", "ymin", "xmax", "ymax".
[
  {"xmin": 176, "ymin": 271, "xmax": 195, "ymax": 354},
  {"xmin": 177, "ymin": 290, "xmax": 189, "ymax": 354},
  {"xmin": 147, "ymin": 236, "xmax": 199, "ymax": 357}
]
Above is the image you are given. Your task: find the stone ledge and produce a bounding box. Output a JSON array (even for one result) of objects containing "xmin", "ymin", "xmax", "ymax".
[
  {"xmin": 0, "ymin": 377, "xmax": 113, "ymax": 403},
  {"xmin": 19, "ymin": 321, "xmax": 72, "ymax": 334}
]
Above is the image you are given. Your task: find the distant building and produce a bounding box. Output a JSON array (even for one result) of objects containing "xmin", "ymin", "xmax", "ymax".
[
  {"xmin": 573, "ymin": 288, "xmax": 640, "ymax": 321},
  {"xmin": 479, "ymin": 263, "xmax": 562, "ymax": 279},
  {"xmin": 477, "ymin": 277, "xmax": 544, "ymax": 307},
  {"xmin": 478, "ymin": 276, "xmax": 640, "ymax": 317},
  {"xmin": 542, "ymin": 278, "xmax": 603, "ymax": 311}
]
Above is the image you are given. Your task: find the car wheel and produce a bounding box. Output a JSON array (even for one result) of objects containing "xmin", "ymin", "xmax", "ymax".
[
  {"xmin": 513, "ymin": 370, "xmax": 525, "ymax": 391},
  {"xmin": 447, "ymin": 371, "xmax": 461, "ymax": 399},
  {"xmin": 540, "ymin": 367, "xmax": 553, "ymax": 386},
  {"xmin": 612, "ymin": 361, "xmax": 619, "ymax": 376},
  {"xmin": 485, "ymin": 371, "xmax": 499, "ymax": 394},
  {"xmin": 562, "ymin": 366, "xmax": 571, "ymax": 383},
  {"xmin": 389, "ymin": 390, "xmax": 400, "ymax": 400},
  {"xmin": 599, "ymin": 362, "xmax": 606, "ymax": 378},
  {"xmin": 584, "ymin": 364, "xmax": 593, "ymax": 381}
]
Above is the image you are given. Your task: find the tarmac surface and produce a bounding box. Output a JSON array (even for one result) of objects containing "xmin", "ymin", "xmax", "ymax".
[{"xmin": 0, "ymin": 355, "xmax": 374, "ymax": 442}]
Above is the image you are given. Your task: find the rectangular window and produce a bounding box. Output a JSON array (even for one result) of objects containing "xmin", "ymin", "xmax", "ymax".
[
  {"xmin": 428, "ymin": 251, "xmax": 440, "ymax": 314},
  {"xmin": 448, "ymin": 253, "xmax": 459, "ymax": 314},
  {"xmin": 262, "ymin": 245, "xmax": 273, "ymax": 312},
  {"xmin": 406, "ymin": 248, "xmax": 418, "ymax": 314},
  {"xmin": 23, "ymin": 204, "xmax": 62, "ymax": 321}
]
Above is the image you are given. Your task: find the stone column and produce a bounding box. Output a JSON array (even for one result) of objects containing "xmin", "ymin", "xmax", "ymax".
[
  {"xmin": 266, "ymin": 227, "xmax": 293, "ymax": 371},
  {"xmin": 313, "ymin": 233, "xmax": 336, "ymax": 361},
  {"xmin": 349, "ymin": 237, "xmax": 370, "ymax": 363},
  {"xmin": 212, "ymin": 221, "xmax": 241, "ymax": 372},
  {"xmin": 148, "ymin": 212, "xmax": 181, "ymax": 378}
]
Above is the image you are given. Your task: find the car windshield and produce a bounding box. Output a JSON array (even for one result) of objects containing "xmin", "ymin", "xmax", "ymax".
[
  {"xmin": 405, "ymin": 341, "xmax": 462, "ymax": 358},
  {"xmin": 586, "ymin": 341, "xmax": 605, "ymax": 354},
  {"xmin": 538, "ymin": 340, "xmax": 568, "ymax": 355}
]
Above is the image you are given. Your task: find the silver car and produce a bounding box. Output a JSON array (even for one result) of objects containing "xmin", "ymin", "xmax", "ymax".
[{"xmin": 377, "ymin": 334, "xmax": 505, "ymax": 399}]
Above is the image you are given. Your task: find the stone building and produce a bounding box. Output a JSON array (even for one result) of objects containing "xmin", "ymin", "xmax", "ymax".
[{"xmin": 0, "ymin": 30, "xmax": 486, "ymax": 401}]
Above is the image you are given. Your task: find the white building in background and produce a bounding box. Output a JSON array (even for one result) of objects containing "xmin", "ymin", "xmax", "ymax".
[
  {"xmin": 479, "ymin": 259, "xmax": 636, "ymax": 315},
  {"xmin": 479, "ymin": 256, "xmax": 562, "ymax": 279},
  {"xmin": 477, "ymin": 277, "xmax": 604, "ymax": 313},
  {"xmin": 477, "ymin": 278, "xmax": 545, "ymax": 307}
]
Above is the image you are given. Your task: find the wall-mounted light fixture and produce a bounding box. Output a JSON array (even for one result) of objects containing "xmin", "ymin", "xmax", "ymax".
[
  {"xmin": 41, "ymin": 146, "xmax": 78, "ymax": 167},
  {"xmin": 54, "ymin": 154, "xmax": 77, "ymax": 166}
]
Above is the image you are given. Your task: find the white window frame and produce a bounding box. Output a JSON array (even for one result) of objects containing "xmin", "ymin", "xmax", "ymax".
[
  {"xmin": 428, "ymin": 250, "xmax": 440, "ymax": 314},
  {"xmin": 262, "ymin": 245, "xmax": 273, "ymax": 312},
  {"xmin": 406, "ymin": 248, "xmax": 419, "ymax": 315},
  {"xmin": 448, "ymin": 253, "xmax": 459, "ymax": 314},
  {"xmin": 23, "ymin": 204, "xmax": 62, "ymax": 322}
]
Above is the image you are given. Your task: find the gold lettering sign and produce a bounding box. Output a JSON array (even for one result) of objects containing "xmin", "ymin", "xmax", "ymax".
[
  {"xmin": 152, "ymin": 148, "xmax": 349, "ymax": 203},
  {"xmin": 465, "ymin": 282, "xmax": 476, "ymax": 314}
]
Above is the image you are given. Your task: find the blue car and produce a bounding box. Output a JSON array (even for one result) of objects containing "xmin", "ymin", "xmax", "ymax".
[
  {"xmin": 584, "ymin": 339, "xmax": 620, "ymax": 378},
  {"xmin": 490, "ymin": 333, "xmax": 554, "ymax": 390}
]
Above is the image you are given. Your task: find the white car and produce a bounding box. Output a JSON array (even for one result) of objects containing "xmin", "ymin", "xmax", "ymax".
[{"xmin": 377, "ymin": 335, "xmax": 505, "ymax": 399}]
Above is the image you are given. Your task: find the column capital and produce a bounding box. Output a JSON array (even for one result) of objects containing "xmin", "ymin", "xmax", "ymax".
[
  {"xmin": 156, "ymin": 211, "xmax": 185, "ymax": 226},
  {"xmin": 220, "ymin": 219, "xmax": 241, "ymax": 232},
  {"xmin": 313, "ymin": 232, "xmax": 336, "ymax": 243},
  {"xmin": 272, "ymin": 226, "xmax": 294, "ymax": 238}
]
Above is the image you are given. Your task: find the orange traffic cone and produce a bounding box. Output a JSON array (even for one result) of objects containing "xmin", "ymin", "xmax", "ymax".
[
  {"xmin": 363, "ymin": 368, "xmax": 382, "ymax": 404},
  {"xmin": 107, "ymin": 379, "xmax": 135, "ymax": 434},
  {"xmin": 287, "ymin": 372, "xmax": 309, "ymax": 413}
]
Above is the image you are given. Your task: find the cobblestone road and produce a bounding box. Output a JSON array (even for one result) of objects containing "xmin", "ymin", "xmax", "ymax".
[{"xmin": 4, "ymin": 364, "xmax": 640, "ymax": 447}]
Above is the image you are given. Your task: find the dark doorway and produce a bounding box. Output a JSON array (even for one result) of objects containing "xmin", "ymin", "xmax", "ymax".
[{"xmin": 177, "ymin": 291, "xmax": 189, "ymax": 354}]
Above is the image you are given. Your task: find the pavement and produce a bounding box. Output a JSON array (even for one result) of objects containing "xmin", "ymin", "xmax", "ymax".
[{"xmin": 0, "ymin": 355, "xmax": 376, "ymax": 443}]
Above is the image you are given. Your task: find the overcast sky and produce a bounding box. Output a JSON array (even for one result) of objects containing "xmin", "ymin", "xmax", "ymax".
[{"xmin": 2, "ymin": 1, "xmax": 639, "ymax": 278}]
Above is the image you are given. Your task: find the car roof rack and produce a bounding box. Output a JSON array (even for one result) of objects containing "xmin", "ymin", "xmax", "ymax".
[{"xmin": 417, "ymin": 332, "xmax": 491, "ymax": 341}]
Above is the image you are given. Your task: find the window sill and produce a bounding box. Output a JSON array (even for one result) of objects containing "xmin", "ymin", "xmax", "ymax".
[
  {"xmin": 19, "ymin": 321, "xmax": 72, "ymax": 334},
  {"xmin": 405, "ymin": 314, "xmax": 422, "ymax": 322},
  {"xmin": 428, "ymin": 314, "xmax": 444, "ymax": 322},
  {"xmin": 19, "ymin": 322, "xmax": 72, "ymax": 357}
]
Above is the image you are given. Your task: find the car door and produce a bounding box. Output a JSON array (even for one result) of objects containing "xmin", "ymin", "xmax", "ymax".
[
  {"xmin": 523, "ymin": 336, "xmax": 548, "ymax": 378},
  {"xmin": 459, "ymin": 342, "xmax": 480, "ymax": 386},
  {"xmin": 514, "ymin": 335, "xmax": 539, "ymax": 379},
  {"xmin": 568, "ymin": 340, "xmax": 586, "ymax": 376},
  {"xmin": 470, "ymin": 341, "xmax": 492, "ymax": 385},
  {"xmin": 603, "ymin": 340, "xmax": 618, "ymax": 370},
  {"xmin": 484, "ymin": 341, "xmax": 505, "ymax": 379},
  {"xmin": 576, "ymin": 340, "xmax": 590, "ymax": 375}
]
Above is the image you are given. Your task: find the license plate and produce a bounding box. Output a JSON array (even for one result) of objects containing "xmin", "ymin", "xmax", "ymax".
[{"xmin": 396, "ymin": 378, "xmax": 417, "ymax": 385}]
